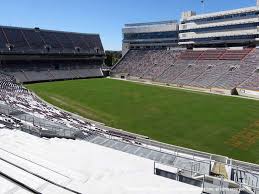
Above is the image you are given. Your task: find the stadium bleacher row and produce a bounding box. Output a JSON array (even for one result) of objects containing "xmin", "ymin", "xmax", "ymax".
[
  {"xmin": 112, "ymin": 48, "xmax": 259, "ymax": 93},
  {"xmin": 178, "ymin": 49, "xmax": 252, "ymax": 61},
  {"xmin": 0, "ymin": 74, "xmax": 93, "ymax": 131},
  {"xmin": 8, "ymin": 65, "xmax": 103, "ymax": 83},
  {"xmin": 0, "ymin": 72, "xmax": 142, "ymax": 142},
  {"xmin": 0, "ymin": 26, "xmax": 104, "ymax": 54}
]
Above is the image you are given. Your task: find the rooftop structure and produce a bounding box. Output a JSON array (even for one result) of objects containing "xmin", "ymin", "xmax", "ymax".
[{"xmin": 122, "ymin": 20, "xmax": 179, "ymax": 55}]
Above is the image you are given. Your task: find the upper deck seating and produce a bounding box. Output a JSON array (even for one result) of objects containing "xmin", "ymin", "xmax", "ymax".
[
  {"xmin": 178, "ymin": 49, "xmax": 252, "ymax": 61},
  {"xmin": 219, "ymin": 49, "xmax": 252, "ymax": 60},
  {"xmin": 3, "ymin": 28, "xmax": 29, "ymax": 50},
  {"xmin": 40, "ymin": 31, "xmax": 62, "ymax": 51},
  {"xmin": 21, "ymin": 29, "xmax": 45, "ymax": 51},
  {"xmin": 0, "ymin": 29, "xmax": 7, "ymax": 50},
  {"xmin": 52, "ymin": 32, "xmax": 74, "ymax": 52},
  {"xmin": 198, "ymin": 50, "xmax": 225, "ymax": 60},
  {"xmin": 0, "ymin": 26, "xmax": 104, "ymax": 54}
]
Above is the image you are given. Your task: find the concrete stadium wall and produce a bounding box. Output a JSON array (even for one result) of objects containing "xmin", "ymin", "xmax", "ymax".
[
  {"xmin": 110, "ymin": 73, "xmax": 130, "ymax": 79},
  {"xmin": 182, "ymin": 85, "xmax": 211, "ymax": 93},
  {"xmin": 111, "ymin": 76, "xmax": 236, "ymax": 96},
  {"xmin": 236, "ymin": 88, "xmax": 259, "ymax": 99},
  {"xmin": 210, "ymin": 87, "xmax": 233, "ymax": 95}
]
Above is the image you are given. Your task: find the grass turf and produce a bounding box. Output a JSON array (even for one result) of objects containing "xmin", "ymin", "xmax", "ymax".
[{"xmin": 26, "ymin": 78, "xmax": 259, "ymax": 164}]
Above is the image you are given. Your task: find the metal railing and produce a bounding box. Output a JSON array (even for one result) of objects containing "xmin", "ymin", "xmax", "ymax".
[
  {"xmin": 154, "ymin": 161, "xmax": 259, "ymax": 194},
  {"xmin": 89, "ymin": 130, "xmax": 211, "ymax": 176},
  {"xmin": 0, "ymin": 105, "xmax": 77, "ymax": 139}
]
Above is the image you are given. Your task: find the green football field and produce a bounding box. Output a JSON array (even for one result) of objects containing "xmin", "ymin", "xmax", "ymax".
[{"xmin": 26, "ymin": 78, "xmax": 259, "ymax": 164}]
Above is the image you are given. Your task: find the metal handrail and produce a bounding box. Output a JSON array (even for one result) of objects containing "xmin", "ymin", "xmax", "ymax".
[{"xmin": 154, "ymin": 161, "xmax": 259, "ymax": 194}]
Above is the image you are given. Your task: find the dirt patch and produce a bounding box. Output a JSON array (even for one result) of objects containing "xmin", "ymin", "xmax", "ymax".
[{"xmin": 226, "ymin": 121, "xmax": 259, "ymax": 150}]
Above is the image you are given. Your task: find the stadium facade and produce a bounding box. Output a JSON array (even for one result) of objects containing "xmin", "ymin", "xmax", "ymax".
[
  {"xmin": 179, "ymin": 6, "xmax": 259, "ymax": 48},
  {"xmin": 123, "ymin": 2, "xmax": 259, "ymax": 51},
  {"xmin": 122, "ymin": 21, "xmax": 179, "ymax": 55}
]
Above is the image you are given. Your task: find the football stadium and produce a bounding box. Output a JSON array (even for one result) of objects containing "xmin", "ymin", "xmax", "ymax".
[{"xmin": 1, "ymin": 0, "xmax": 259, "ymax": 194}]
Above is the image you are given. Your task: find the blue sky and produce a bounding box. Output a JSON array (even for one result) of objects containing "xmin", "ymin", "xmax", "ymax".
[{"xmin": 0, "ymin": 0, "xmax": 256, "ymax": 50}]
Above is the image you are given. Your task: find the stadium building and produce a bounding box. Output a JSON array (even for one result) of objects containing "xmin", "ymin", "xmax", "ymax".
[
  {"xmin": 112, "ymin": 1, "xmax": 259, "ymax": 99},
  {"xmin": 179, "ymin": 6, "xmax": 259, "ymax": 48},
  {"xmin": 0, "ymin": 25, "xmax": 105, "ymax": 83},
  {"xmin": 122, "ymin": 20, "xmax": 179, "ymax": 55}
]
